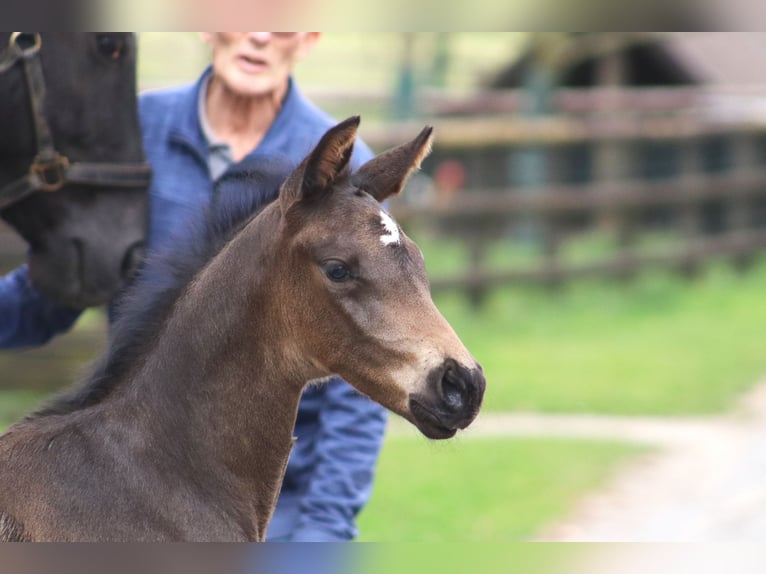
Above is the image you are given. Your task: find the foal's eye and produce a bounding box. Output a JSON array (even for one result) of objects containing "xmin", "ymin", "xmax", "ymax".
[
  {"xmin": 322, "ymin": 260, "xmax": 353, "ymax": 283},
  {"xmin": 96, "ymin": 34, "xmax": 124, "ymax": 60}
]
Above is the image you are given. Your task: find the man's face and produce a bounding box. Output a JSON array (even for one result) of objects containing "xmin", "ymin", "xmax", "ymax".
[{"xmin": 202, "ymin": 33, "xmax": 319, "ymax": 98}]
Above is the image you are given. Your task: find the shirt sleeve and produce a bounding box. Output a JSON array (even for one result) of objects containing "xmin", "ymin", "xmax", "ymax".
[
  {"xmin": 290, "ymin": 377, "xmax": 388, "ymax": 541},
  {"xmin": 0, "ymin": 265, "xmax": 82, "ymax": 349}
]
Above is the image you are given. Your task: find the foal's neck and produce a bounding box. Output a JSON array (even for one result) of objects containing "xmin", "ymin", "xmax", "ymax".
[{"xmin": 115, "ymin": 205, "xmax": 311, "ymax": 535}]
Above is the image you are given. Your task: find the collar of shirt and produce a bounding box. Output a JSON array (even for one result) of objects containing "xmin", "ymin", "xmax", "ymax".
[{"xmin": 197, "ymin": 73, "xmax": 235, "ymax": 181}]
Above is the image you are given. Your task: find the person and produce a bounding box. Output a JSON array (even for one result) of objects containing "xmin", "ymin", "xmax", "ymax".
[{"xmin": 0, "ymin": 32, "xmax": 387, "ymax": 542}]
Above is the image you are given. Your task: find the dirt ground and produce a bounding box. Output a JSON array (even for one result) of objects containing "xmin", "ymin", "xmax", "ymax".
[
  {"xmin": 392, "ymin": 380, "xmax": 766, "ymax": 541},
  {"xmin": 535, "ymin": 382, "xmax": 766, "ymax": 541},
  {"xmin": 528, "ymin": 382, "xmax": 766, "ymax": 541}
]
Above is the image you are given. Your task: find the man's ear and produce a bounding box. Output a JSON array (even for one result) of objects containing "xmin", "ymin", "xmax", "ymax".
[
  {"xmin": 279, "ymin": 116, "xmax": 359, "ymax": 214},
  {"xmin": 350, "ymin": 126, "xmax": 433, "ymax": 203}
]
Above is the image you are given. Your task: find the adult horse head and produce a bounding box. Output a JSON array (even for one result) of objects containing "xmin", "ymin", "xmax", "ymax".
[{"xmin": 0, "ymin": 32, "xmax": 150, "ymax": 308}]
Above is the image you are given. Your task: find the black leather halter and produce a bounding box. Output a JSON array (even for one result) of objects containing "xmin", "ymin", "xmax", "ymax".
[{"xmin": 0, "ymin": 32, "xmax": 152, "ymax": 210}]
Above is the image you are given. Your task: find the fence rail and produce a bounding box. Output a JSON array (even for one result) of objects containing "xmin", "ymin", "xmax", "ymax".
[
  {"xmin": 309, "ymin": 85, "xmax": 766, "ymax": 117},
  {"xmin": 363, "ymin": 113, "xmax": 766, "ymax": 151},
  {"xmin": 5, "ymin": 86, "xmax": 766, "ymax": 303},
  {"xmin": 426, "ymin": 230, "xmax": 766, "ymax": 295},
  {"xmin": 392, "ymin": 170, "xmax": 766, "ymax": 218},
  {"xmin": 380, "ymin": 89, "xmax": 766, "ymax": 303},
  {"xmin": 391, "ymin": 163, "xmax": 766, "ymax": 302}
]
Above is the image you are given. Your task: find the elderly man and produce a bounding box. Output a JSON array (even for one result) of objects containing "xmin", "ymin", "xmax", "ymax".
[{"xmin": 0, "ymin": 32, "xmax": 387, "ymax": 542}]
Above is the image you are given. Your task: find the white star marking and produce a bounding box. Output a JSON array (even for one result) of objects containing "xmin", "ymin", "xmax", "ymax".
[{"xmin": 380, "ymin": 210, "xmax": 401, "ymax": 246}]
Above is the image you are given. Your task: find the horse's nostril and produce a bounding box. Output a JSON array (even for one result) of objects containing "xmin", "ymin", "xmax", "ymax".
[
  {"xmin": 440, "ymin": 365, "xmax": 467, "ymax": 411},
  {"xmin": 121, "ymin": 242, "xmax": 145, "ymax": 280},
  {"xmin": 442, "ymin": 379, "xmax": 463, "ymax": 410}
]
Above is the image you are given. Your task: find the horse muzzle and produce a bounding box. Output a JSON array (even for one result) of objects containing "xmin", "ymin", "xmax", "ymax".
[
  {"xmin": 408, "ymin": 359, "xmax": 486, "ymax": 440},
  {"xmin": 28, "ymin": 236, "xmax": 145, "ymax": 308}
]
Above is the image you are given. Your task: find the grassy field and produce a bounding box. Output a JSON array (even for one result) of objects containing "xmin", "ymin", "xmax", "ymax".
[
  {"xmin": 366, "ymin": 543, "xmax": 583, "ymax": 574},
  {"xmin": 358, "ymin": 435, "xmax": 644, "ymax": 541}
]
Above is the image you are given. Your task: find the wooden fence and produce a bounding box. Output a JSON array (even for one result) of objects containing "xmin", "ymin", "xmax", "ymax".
[
  {"xmin": 348, "ymin": 86, "xmax": 766, "ymax": 304},
  {"xmin": 5, "ymin": 86, "xmax": 766, "ymax": 303},
  {"xmin": 390, "ymin": 171, "xmax": 766, "ymax": 303}
]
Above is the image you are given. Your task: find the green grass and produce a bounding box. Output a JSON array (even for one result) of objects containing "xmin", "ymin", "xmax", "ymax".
[
  {"xmin": 0, "ymin": 308, "xmax": 106, "ymax": 396},
  {"xmin": 427, "ymin": 252, "xmax": 766, "ymax": 415},
  {"xmin": 0, "ymin": 389, "xmax": 46, "ymax": 429},
  {"xmin": 358, "ymin": 435, "xmax": 643, "ymax": 541},
  {"xmin": 366, "ymin": 543, "xmax": 582, "ymax": 574}
]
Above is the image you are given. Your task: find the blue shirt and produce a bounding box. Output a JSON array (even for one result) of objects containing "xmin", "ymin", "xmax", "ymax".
[{"xmin": 0, "ymin": 68, "xmax": 388, "ymax": 542}]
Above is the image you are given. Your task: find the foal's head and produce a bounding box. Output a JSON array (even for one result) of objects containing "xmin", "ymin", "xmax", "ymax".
[{"xmin": 273, "ymin": 117, "xmax": 485, "ymax": 439}]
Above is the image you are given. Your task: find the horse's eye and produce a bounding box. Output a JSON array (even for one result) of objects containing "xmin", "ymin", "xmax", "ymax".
[
  {"xmin": 323, "ymin": 260, "xmax": 353, "ymax": 283},
  {"xmin": 96, "ymin": 34, "xmax": 123, "ymax": 60}
]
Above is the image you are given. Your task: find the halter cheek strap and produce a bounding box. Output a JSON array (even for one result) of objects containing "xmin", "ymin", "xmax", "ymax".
[{"xmin": 0, "ymin": 33, "xmax": 152, "ymax": 211}]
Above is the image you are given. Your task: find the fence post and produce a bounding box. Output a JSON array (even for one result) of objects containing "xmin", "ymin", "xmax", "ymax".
[
  {"xmin": 430, "ymin": 33, "xmax": 451, "ymax": 88},
  {"xmin": 513, "ymin": 39, "xmax": 556, "ymax": 294},
  {"xmin": 593, "ymin": 38, "xmax": 631, "ymax": 236},
  {"xmin": 393, "ymin": 33, "xmax": 417, "ymax": 121},
  {"xmin": 466, "ymin": 235, "xmax": 488, "ymax": 309},
  {"xmin": 615, "ymin": 204, "xmax": 637, "ymax": 282},
  {"xmin": 542, "ymin": 216, "xmax": 563, "ymax": 289},
  {"xmin": 730, "ymin": 134, "xmax": 755, "ymax": 273},
  {"xmin": 679, "ymin": 138, "xmax": 703, "ymax": 278},
  {"xmin": 514, "ymin": 40, "xmax": 554, "ymax": 242}
]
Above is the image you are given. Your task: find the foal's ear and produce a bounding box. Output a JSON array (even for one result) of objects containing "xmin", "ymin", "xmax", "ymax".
[
  {"xmin": 351, "ymin": 126, "xmax": 433, "ymax": 203},
  {"xmin": 280, "ymin": 116, "xmax": 359, "ymax": 214}
]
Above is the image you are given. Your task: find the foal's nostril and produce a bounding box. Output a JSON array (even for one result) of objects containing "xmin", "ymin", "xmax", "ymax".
[
  {"xmin": 440, "ymin": 364, "xmax": 467, "ymax": 412},
  {"xmin": 442, "ymin": 379, "xmax": 463, "ymax": 410}
]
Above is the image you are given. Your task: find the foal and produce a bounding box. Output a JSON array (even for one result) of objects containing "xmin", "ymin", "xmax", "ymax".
[{"xmin": 0, "ymin": 117, "xmax": 485, "ymax": 541}]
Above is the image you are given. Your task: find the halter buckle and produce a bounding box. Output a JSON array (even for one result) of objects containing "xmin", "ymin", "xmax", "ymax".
[
  {"xmin": 10, "ymin": 33, "xmax": 41, "ymax": 59},
  {"xmin": 31, "ymin": 153, "xmax": 69, "ymax": 192}
]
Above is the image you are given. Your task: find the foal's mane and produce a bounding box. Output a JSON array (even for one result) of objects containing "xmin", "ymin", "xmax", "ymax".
[{"xmin": 31, "ymin": 157, "xmax": 294, "ymax": 419}]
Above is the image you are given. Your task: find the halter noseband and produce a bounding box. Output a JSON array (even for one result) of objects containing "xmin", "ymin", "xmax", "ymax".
[{"xmin": 0, "ymin": 33, "xmax": 152, "ymax": 210}]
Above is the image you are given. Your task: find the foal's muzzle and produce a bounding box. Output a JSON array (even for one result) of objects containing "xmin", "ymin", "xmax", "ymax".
[{"xmin": 409, "ymin": 359, "xmax": 486, "ymax": 440}]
